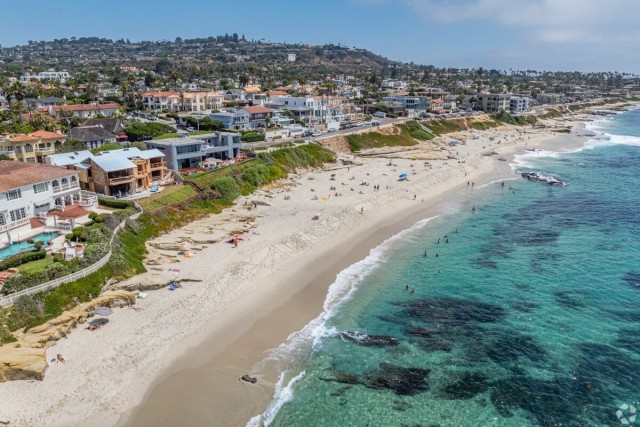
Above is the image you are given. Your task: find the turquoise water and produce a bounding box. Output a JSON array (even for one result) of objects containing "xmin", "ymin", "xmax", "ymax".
[
  {"xmin": 254, "ymin": 108, "xmax": 640, "ymax": 427},
  {"xmin": 0, "ymin": 232, "xmax": 58, "ymax": 259}
]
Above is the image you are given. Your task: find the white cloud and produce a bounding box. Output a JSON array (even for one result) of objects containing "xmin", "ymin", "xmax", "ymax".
[{"xmin": 402, "ymin": 0, "xmax": 640, "ymax": 44}]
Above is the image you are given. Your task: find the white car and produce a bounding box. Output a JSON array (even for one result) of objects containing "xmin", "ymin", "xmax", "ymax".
[{"xmin": 312, "ymin": 131, "xmax": 322, "ymax": 137}]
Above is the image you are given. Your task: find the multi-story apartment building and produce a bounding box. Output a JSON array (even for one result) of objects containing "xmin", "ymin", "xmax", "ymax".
[
  {"xmin": 45, "ymin": 148, "xmax": 168, "ymax": 197},
  {"xmin": 0, "ymin": 130, "xmax": 68, "ymax": 163},
  {"xmin": 145, "ymin": 132, "xmax": 242, "ymax": 171},
  {"xmin": 0, "ymin": 161, "xmax": 82, "ymax": 236},
  {"xmin": 142, "ymin": 91, "xmax": 224, "ymax": 112},
  {"xmin": 476, "ymin": 94, "xmax": 512, "ymax": 113},
  {"xmin": 381, "ymin": 96, "xmax": 430, "ymax": 112}
]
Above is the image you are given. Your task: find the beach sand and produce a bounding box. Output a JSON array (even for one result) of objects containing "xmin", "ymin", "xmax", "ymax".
[{"xmin": 0, "ymin": 119, "xmax": 594, "ymax": 427}]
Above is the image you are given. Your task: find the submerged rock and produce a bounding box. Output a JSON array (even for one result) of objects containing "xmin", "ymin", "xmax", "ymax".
[{"xmin": 521, "ymin": 172, "xmax": 567, "ymax": 187}]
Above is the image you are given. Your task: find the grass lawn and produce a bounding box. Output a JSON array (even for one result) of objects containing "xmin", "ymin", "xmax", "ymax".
[
  {"xmin": 17, "ymin": 255, "xmax": 54, "ymax": 275},
  {"xmin": 347, "ymin": 131, "xmax": 418, "ymax": 151},
  {"xmin": 138, "ymin": 185, "xmax": 198, "ymax": 212}
]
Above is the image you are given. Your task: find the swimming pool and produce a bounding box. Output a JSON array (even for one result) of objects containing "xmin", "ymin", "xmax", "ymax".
[{"xmin": 0, "ymin": 232, "xmax": 60, "ymax": 260}]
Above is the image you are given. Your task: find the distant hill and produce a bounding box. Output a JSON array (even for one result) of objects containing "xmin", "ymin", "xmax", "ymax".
[{"xmin": 0, "ymin": 36, "xmax": 403, "ymax": 79}]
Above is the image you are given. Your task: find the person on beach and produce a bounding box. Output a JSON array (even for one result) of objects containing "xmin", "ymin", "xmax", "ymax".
[{"xmin": 57, "ymin": 354, "xmax": 66, "ymax": 363}]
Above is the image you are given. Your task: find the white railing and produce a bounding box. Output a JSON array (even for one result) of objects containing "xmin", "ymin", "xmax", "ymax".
[
  {"xmin": 0, "ymin": 203, "xmax": 143, "ymax": 307},
  {"xmin": 0, "ymin": 217, "xmax": 31, "ymax": 233}
]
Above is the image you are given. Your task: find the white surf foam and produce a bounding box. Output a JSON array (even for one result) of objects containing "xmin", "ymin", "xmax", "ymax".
[
  {"xmin": 476, "ymin": 177, "xmax": 520, "ymax": 189},
  {"xmin": 246, "ymin": 215, "xmax": 440, "ymax": 426},
  {"xmin": 247, "ymin": 370, "xmax": 306, "ymax": 427},
  {"xmin": 511, "ymin": 149, "xmax": 563, "ymax": 171}
]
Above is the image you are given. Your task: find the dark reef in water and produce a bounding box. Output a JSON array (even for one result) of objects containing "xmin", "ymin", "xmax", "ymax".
[
  {"xmin": 554, "ymin": 291, "xmax": 585, "ymax": 309},
  {"xmin": 399, "ymin": 298, "xmax": 506, "ymax": 325},
  {"xmin": 623, "ymin": 271, "xmax": 640, "ymax": 288},
  {"xmin": 438, "ymin": 372, "xmax": 489, "ymax": 400},
  {"xmin": 326, "ymin": 363, "xmax": 431, "ymax": 396}
]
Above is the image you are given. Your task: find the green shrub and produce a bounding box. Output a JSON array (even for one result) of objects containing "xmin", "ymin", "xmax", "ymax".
[
  {"xmin": 26, "ymin": 239, "xmax": 35, "ymax": 244},
  {"xmin": 210, "ymin": 176, "xmax": 241, "ymax": 203},
  {"xmin": 242, "ymin": 164, "xmax": 271, "ymax": 187},
  {"xmin": 34, "ymin": 241, "xmax": 43, "ymax": 250},
  {"xmin": 0, "ymin": 250, "xmax": 46, "ymax": 271},
  {"xmin": 94, "ymin": 215, "xmax": 105, "ymax": 223},
  {"xmin": 7, "ymin": 295, "xmax": 45, "ymax": 331},
  {"xmin": 98, "ymin": 198, "xmax": 133, "ymax": 209},
  {"xmin": 241, "ymin": 132, "xmax": 266, "ymax": 142},
  {"xmin": 88, "ymin": 211, "xmax": 98, "ymax": 220},
  {"xmin": 64, "ymin": 233, "xmax": 74, "ymax": 240}
]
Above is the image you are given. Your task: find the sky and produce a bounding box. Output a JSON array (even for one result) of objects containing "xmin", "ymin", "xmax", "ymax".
[{"xmin": 1, "ymin": 0, "xmax": 639, "ymax": 73}]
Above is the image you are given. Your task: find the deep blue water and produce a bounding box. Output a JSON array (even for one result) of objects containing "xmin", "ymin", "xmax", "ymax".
[{"xmin": 254, "ymin": 108, "xmax": 640, "ymax": 427}]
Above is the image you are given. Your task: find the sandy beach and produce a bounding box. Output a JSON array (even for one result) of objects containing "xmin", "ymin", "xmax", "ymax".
[{"xmin": 0, "ymin": 113, "xmax": 608, "ymax": 426}]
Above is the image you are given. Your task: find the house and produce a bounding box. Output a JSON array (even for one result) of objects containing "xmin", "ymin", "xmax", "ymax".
[
  {"xmin": 49, "ymin": 103, "xmax": 120, "ymax": 118},
  {"xmin": 0, "ymin": 160, "xmax": 83, "ymax": 237},
  {"xmin": 68, "ymin": 126, "xmax": 118, "ymax": 150},
  {"xmin": 476, "ymin": 94, "xmax": 511, "ymax": 113},
  {"xmin": 81, "ymin": 117, "xmax": 128, "ymax": 141},
  {"xmin": 19, "ymin": 70, "xmax": 71, "ymax": 83},
  {"xmin": 45, "ymin": 147, "xmax": 169, "ymax": 196},
  {"xmin": 537, "ymin": 93, "xmax": 565, "ymax": 105},
  {"xmin": 210, "ymin": 110, "xmax": 250, "ymax": 130},
  {"xmin": 222, "ymin": 89, "xmax": 246, "ymax": 102},
  {"xmin": 240, "ymin": 106, "xmax": 273, "ymax": 129},
  {"xmin": 142, "ymin": 91, "xmax": 180, "ymax": 112},
  {"xmin": 145, "ymin": 132, "xmax": 242, "ymax": 171},
  {"xmin": 381, "ymin": 96, "xmax": 429, "ymax": 112},
  {"xmin": 0, "ymin": 130, "xmax": 68, "ymax": 163},
  {"xmin": 26, "ymin": 97, "xmax": 66, "ymax": 109},
  {"xmin": 510, "ymin": 96, "xmax": 531, "ymax": 113}
]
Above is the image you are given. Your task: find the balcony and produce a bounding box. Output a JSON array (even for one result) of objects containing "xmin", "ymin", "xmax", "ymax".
[
  {"xmin": 149, "ymin": 161, "xmax": 166, "ymax": 170},
  {"xmin": 107, "ymin": 175, "xmax": 135, "ymax": 185},
  {"xmin": 35, "ymin": 147, "xmax": 55, "ymax": 155},
  {"xmin": 52, "ymin": 182, "xmax": 80, "ymax": 193},
  {"xmin": 0, "ymin": 150, "xmax": 16, "ymax": 159}
]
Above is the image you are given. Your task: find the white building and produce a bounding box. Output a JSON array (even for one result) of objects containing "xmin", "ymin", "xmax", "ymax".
[
  {"xmin": 510, "ymin": 96, "xmax": 531, "ymax": 113},
  {"xmin": 20, "ymin": 70, "xmax": 71, "ymax": 83},
  {"xmin": 0, "ymin": 161, "xmax": 85, "ymax": 238}
]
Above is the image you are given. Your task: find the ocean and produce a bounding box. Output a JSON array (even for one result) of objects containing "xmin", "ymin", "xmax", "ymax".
[{"xmin": 251, "ymin": 108, "xmax": 640, "ymax": 427}]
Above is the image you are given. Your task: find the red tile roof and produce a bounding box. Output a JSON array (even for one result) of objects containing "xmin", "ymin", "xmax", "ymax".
[
  {"xmin": 30, "ymin": 130, "xmax": 67, "ymax": 140},
  {"xmin": 9, "ymin": 134, "xmax": 38, "ymax": 143},
  {"xmin": 142, "ymin": 91, "xmax": 180, "ymax": 97},
  {"xmin": 0, "ymin": 161, "xmax": 76, "ymax": 192}
]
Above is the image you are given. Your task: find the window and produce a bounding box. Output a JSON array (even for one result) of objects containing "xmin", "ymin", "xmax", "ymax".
[
  {"xmin": 0, "ymin": 213, "xmax": 5, "ymax": 226},
  {"xmin": 24, "ymin": 144, "xmax": 33, "ymax": 152},
  {"xmin": 7, "ymin": 189, "xmax": 21, "ymax": 200},
  {"xmin": 33, "ymin": 182, "xmax": 48, "ymax": 194},
  {"xmin": 26, "ymin": 158, "xmax": 36, "ymax": 163},
  {"xmin": 9, "ymin": 208, "xmax": 27, "ymax": 222}
]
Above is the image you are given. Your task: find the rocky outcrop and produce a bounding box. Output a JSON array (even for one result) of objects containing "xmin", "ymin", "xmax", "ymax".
[
  {"xmin": 0, "ymin": 290, "xmax": 135, "ymax": 382},
  {"xmin": 0, "ymin": 345, "xmax": 47, "ymax": 382}
]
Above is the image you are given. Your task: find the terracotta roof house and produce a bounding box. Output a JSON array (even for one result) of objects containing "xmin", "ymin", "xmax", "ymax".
[{"xmin": 49, "ymin": 103, "xmax": 120, "ymax": 118}]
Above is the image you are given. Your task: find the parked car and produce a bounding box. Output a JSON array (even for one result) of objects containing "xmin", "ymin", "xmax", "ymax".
[{"xmin": 312, "ymin": 131, "xmax": 322, "ymax": 137}]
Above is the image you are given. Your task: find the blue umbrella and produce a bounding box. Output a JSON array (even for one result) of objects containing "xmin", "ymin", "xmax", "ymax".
[{"xmin": 399, "ymin": 173, "xmax": 408, "ymax": 178}]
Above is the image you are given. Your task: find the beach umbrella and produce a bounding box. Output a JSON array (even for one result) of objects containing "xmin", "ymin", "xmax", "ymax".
[
  {"xmin": 94, "ymin": 306, "xmax": 113, "ymax": 316},
  {"xmin": 399, "ymin": 173, "xmax": 408, "ymax": 178}
]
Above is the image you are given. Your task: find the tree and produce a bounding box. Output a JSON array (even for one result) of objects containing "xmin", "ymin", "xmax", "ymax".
[
  {"xmin": 238, "ymin": 74, "xmax": 250, "ymax": 88},
  {"xmin": 155, "ymin": 59, "xmax": 172, "ymax": 76},
  {"xmin": 56, "ymin": 138, "xmax": 87, "ymax": 153}
]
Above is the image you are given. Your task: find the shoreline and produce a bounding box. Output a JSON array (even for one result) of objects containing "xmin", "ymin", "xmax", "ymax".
[{"xmin": 0, "ymin": 109, "xmax": 620, "ymax": 427}]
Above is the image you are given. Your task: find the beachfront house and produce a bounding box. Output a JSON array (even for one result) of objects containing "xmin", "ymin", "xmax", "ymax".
[
  {"xmin": 45, "ymin": 148, "xmax": 169, "ymax": 196},
  {"xmin": 145, "ymin": 132, "xmax": 241, "ymax": 172},
  {"xmin": 240, "ymin": 106, "xmax": 274, "ymax": 129},
  {"xmin": 0, "ymin": 161, "xmax": 84, "ymax": 238}
]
